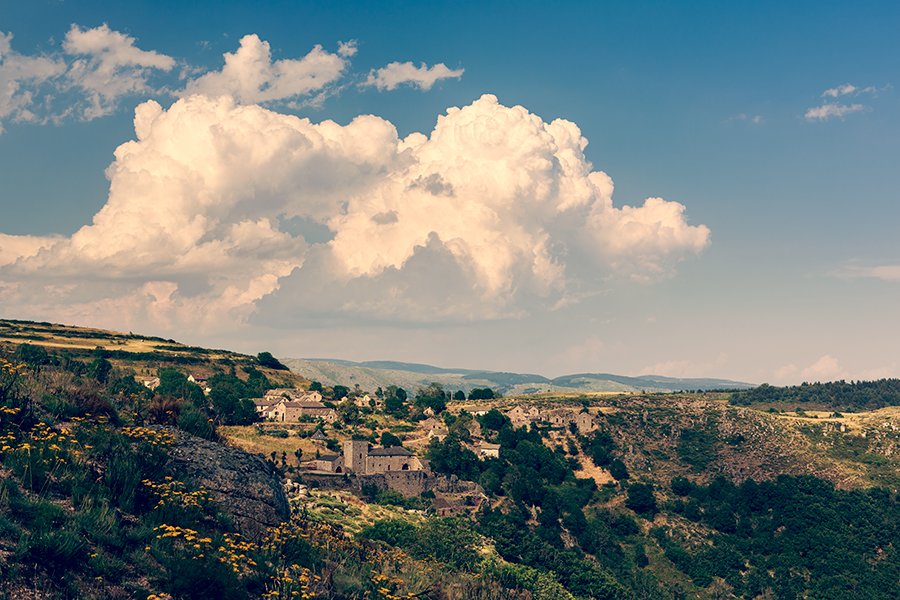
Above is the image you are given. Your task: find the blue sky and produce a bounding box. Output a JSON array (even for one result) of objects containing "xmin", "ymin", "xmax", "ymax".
[{"xmin": 1, "ymin": 0, "xmax": 897, "ymax": 385}]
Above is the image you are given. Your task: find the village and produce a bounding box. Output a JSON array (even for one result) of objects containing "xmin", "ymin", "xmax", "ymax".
[
  {"xmin": 248, "ymin": 385, "xmax": 603, "ymax": 515},
  {"xmin": 138, "ymin": 372, "xmax": 607, "ymax": 516}
]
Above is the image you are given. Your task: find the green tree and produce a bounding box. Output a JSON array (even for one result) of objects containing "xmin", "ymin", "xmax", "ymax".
[
  {"xmin": 156, "ymin": 368, "xmax": 206, "ymax": 406},
  {"xmin": 256, "ymin": 351, "xmax": 289, "ymax": 370},
  {"xmin": 207, "ymin": 370, "xmax": 269, "ymax": 425},
  {"xmin": 411, "ymin": 518, "xmax": 480, "ymax": 571},
  {"xmin": 481, "ymin": 408, "xmax": 511, "ymax": 431},
  {"xmin": 415, "ymin": 382, "xmax": 447, "ymax": 414},
  {"xmin": 380, "ymin": 431, "xmax": 402, "ymax": 447},
  {"xmin": 469, "ymin": 388, "xmax": 496, "ymax": 400},
  {"xmin": 625, "ymin": 483, "xmax": 657, "ymax": 515}
]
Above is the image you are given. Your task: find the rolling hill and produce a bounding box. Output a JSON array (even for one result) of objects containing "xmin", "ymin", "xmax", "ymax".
[{"xmin": 282, "ymin": 358, "xmax": 754, "ymax": 396}]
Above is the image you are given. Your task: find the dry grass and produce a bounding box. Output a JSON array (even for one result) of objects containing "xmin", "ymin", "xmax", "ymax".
[{"xmin": 220, "ymin": 426, "xmax": 338, "ymax": 466}]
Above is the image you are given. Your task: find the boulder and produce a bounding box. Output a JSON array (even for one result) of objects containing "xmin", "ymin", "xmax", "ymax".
[{"xmin": 165, "ymin": 430, "xmax": 289, "ymax": 540}]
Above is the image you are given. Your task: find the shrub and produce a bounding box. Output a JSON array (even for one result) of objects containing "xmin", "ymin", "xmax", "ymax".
[
  {"xmin": 625, "ymin": 483, "xmax": 657, "ymax": 516},
  {"xmin": 177, "ymin": 405, "xmax": 218, "ymax": 441},
  {"xmin": 359, "ymin": 518, "xmax": 417, "ymax": 547}
]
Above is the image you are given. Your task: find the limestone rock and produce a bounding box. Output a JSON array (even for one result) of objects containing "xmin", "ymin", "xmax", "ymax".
[{"xmin": 165, "ymin": 429, "xmax": 289, "ymax": 540}]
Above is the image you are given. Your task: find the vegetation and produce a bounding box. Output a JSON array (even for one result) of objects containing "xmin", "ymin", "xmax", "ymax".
[
  {"xmin": 7, "ymin": 322, "xmax": 900, "ymax": 600},
  {"xmin": 730, "ymin": 378, "xmax": 900, "ymax": 410}
]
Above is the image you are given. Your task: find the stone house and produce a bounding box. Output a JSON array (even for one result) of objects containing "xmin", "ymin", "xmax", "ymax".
[
  {"xmin": 269, "ymin": 400, "xmax": 337, "ymax": 423},
  {"xmin": 139, "ymin": 376, "xmax": 160, "ymax": 391},
  {"xmin": 434, "ymin": 495, "xmax": 484, "ymax": 517},
  {"xmin": 265, "ymin": 388, "xmax": 323, "ymax": 403},
  {"xmin": 428, "ymin": 428, "xmax": 449, "ymax": 441},
  {"xmin": 505, "ymin": 405, "xmax": 541, "ymax": 427},
  {"xmin": 252, "ymin": 398, "xmax": 280, "ymax": 420},
  {"xmin": 312, "ymin": 454, "xmax": 344, "ymax": 473},
  {"xmin": 353, "ymin": 394, "xmax": 375, "ymax": 408},
  {"xmin": 418, "ymin": 417, "xmax": 443, "ymax": 433},
  {"xmin": 472, "ymin": 442, "xmax": 500, "ymax": 459},
  {"xmin": 575, "ymin": 411, "xmax": 597, "ymax": 433},
  {"xmin": 543, "ymin": 408, "xmax": 577, "ymax": 427}
]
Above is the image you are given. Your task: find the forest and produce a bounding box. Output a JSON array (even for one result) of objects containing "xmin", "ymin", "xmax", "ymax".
[{"xmin": 729, "ymin": 379, "xmax": 900, "ymax": 410}]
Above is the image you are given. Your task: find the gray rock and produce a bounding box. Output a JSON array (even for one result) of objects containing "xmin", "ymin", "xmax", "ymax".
[{"xmin": 165, "ymin": 429, "xmax": 289, "ymax": 540}]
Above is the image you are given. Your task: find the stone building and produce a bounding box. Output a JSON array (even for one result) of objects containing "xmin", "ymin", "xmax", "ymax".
[
  {"xmin": 269, "ymin": 400, "xmax": 337, "ymax": 423},
  {"xmin": 265, "ymin": 388, "xmax": 322, "ymax": 403},
  {"xmin": 505, "ymin": 405, "xmax": 541, "ymax": 427},
  {"xmin": 313, "ymin": 454, "xmax": 344, "ymax": 472},
  {"xmin": 342, "ymin": 440, "xmax": 428, "ymax": 475}
]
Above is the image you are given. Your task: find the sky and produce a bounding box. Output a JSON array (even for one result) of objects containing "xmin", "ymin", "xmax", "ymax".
[{"xmin": 0, "ymin": 0, "xmax": 898, "ymax": 386}]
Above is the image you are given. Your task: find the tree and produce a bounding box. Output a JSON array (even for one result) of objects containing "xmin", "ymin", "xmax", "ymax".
[
  {"xmin": 415, "ymin": 382, "xmax": 447, "ymax": 414},
  {"xmin": 157, "ymin": 368, "xmax": 205, "ymax": 406},
  {"xmin": 380, "ymin": 431, "xmax": 402, "ymax": 447},
  {"xmin": 481, "ymin": 408, "xmax": 511, "ymax": 432},
  {"xmin": 469, "ymin": 388, "xmax": 496, "ymax": 400},
  {"xmin": 626, "ymin": 483, "xmax": 657, "ymax": 515},
  {"xmin": 384, "ymin": 395, "xmax": 407, "ymax": 417},
  {"xmin": 609, "ymin": 458, "xmax": 629, "ymax": 481},
  {"xmin": 453, "ymin": 390, "xmax": 466, "ymax": 401},
  {"xmin": 257, "ymin": 351, "xmax": 289, "ymax": 370},
  {"xmin": 90, "ymin": 355, "xmax": 112, "ymax": 384},
  {"xmin": 337, "ymin": 399, "xmax": 360, "ymax": 424},
  {"xmin": 208, "ymin": 370, "xmax": 270, "ymax": 425},
  {"xmin": 331, "ymin": 385, "xmax": 349, "ymax": 400},
  {"xmin": 411, "ymin": 518, "xmax": 480, "ymax": 571}
]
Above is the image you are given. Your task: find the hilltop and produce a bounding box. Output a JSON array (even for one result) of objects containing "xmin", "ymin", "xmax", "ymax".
[
  {"xmin": 0, "ymin": 318, "xmax": 311, "ymax": 387},
  {"xmin": 283, "ymin": 357, "xmax": 754, "ymax": 396}
]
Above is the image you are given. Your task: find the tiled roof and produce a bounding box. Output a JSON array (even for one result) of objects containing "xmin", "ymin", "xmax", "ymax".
[{"xmin": 368, "ymin": 446, "xmax": 413, "ymax": 456}]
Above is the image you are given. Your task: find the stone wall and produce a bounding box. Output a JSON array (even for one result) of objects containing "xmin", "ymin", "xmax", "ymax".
[{"xmin": 299, "ymin": 470, "xmax": 481, "ymax": 498}]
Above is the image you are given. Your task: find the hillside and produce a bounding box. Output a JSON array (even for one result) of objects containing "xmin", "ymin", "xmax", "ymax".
[
  {"xmin": 283, "ymin": 358, "xmax": 754, "ymax": 396},
  {"xmin": 2, "ymin": 319, "xmax": 900, "ymax": 599},
  {"xmin": 0, "ymin": 318, "xmax": 311, "ymax": 388}
]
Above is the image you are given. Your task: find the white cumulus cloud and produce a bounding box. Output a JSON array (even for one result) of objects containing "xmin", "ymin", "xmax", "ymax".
[
  {"xmin": 0, "ymin": 24, "xmax": 174, "ymax": 128},
  {"xmin": 182, "ymin": 34, "xmax": 350, "ymax": 104},
  {"xmin": 63, "ymin": 24, "xmax": 175, "ymax": 119},
  {"xmin": 805, "ymin": 102, "xmax": 868, "ymax": 121},
  {"xmin": 0, "ymin": 32, "xmax": 67, "ymax": 128},
  {"xmin": 0, "ymin": 25, "xmax": 465, "ymax": 132},
  {"xmin": 0, "ymin": 94, "xmax": 710, "ymax": 334},
  {"xmin": 831, "ymin": 263, "xmax": 900, "ymax": 281},
  {"xmin": 822, "ymin": 83, "xmax": 856, "ymax": 97},
  {"xmin": 805, "ymin": 82, "xmax": 889, "ymax": 121},
  {"xmin": 364, "ymin": 61, "xmax": 464, "ymax": 91},
  {"xmin": 799, "ymin": 355, "xmax": 849, "ymax": 382}
]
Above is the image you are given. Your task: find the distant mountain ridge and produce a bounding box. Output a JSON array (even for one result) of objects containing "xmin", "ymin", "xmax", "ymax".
[{"xmin": 283, "ymin": 358, "xmax": 754, "ymax": 395}]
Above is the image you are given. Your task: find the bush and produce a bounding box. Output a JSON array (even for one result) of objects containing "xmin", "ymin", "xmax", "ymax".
[
  {"xmin": 625, "ymin": 483, "xmax": 657, "ymax": 516},
  {"xmin": 177, "ymin": 405, "xmax": 218, "ymax": 441},
  {"xmin": 359, "ymin": 518, "xmax": 417, "ymax": 547},
  {"xmin": 671, "ymin": 476, "xmax": 693, "ymax": 496}
]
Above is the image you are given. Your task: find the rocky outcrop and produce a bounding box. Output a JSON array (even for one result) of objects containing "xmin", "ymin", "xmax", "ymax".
[{"xmin": 165, "ymin": 430, "xmax": 289, "ymax": 540}]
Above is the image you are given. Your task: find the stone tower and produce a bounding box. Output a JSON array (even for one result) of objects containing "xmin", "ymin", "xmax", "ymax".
[{"xmin": 344, "ymin": 439, "xmax": 370, "ymax": 473}]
